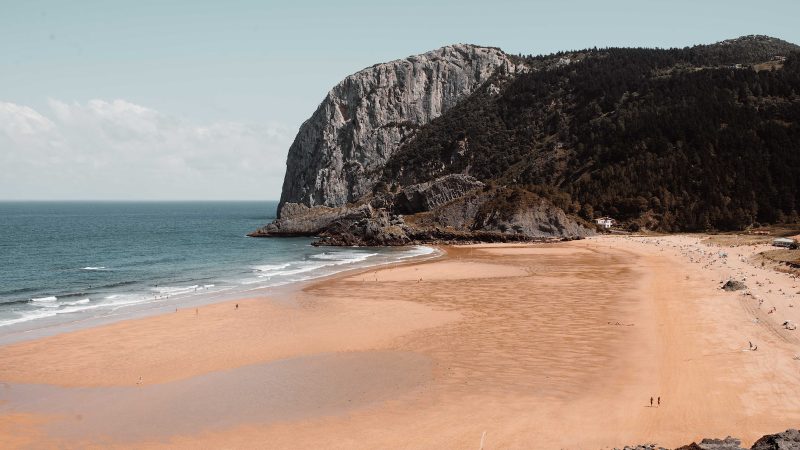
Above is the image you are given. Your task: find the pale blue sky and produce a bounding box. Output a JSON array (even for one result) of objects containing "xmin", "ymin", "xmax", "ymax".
[{"xmin": 1, "ymin": 0, "xmax": 798, "ymax": 199}]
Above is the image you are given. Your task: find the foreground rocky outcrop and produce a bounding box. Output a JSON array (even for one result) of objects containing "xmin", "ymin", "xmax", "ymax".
[
  {"xmin": 251, "ymin": 174, "xmax": 594, "ymax": 245},
  {"xmin": 278, "ymin": 44, "xmax": 516, "ymax": 212},
  {"xmin": 615, "ymin": 429, "xmax": 800, "ymax": 450}
]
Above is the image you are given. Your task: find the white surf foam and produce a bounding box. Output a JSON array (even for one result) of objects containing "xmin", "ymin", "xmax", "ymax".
[
  {"xmin": 252, "ymin": 263, "xmax": 291, "ymax": 273},
  {"xmin": 30, "ymin": 296, "xmax": 57, "ymax": 303},
  {"xmin": 153, "ymin": 285, "xmax": 201, "ymax": 296},
  {"xmin": 310, "ymin": 250, "xmax": 378, "ymax": 263},
  {"xmin": 56, "ymin": 303, "xmax": 106, "ymax": 315},
  {"xmin": 397, "ymin": 246, "xmax": 437, "ymax": 259},
  {"xmin": 81, "ymin": 266, "xmax": 108, "ymax": 271},
  {"xmin": 0, "ymin": 310, "xmax": 60, "ymax": 327},
  {"xmin": 259, "ymin": 263, "xmax": 324, "ymax": 278},
  {"xmin": 63, "ymin": 298, "xmax": 90, "ymax": 306}
]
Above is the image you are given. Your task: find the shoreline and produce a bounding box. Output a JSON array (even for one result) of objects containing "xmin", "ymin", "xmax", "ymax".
[
  {"xmin": 1, "ymin": 235, "xmax": 799, "ymax": 448},
  {"xmin": 0, "ymin": 245, "xmax": 443, "ymax": 347}
]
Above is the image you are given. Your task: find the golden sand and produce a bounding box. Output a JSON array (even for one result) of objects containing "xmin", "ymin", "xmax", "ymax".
[{"xmin": 1, "ymin": 236, "xmax": 799, "ymax": 449}]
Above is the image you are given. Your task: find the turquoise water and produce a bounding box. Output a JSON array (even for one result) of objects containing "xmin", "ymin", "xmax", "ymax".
[{"xmin": 0, "ymin": 202, "xmax": 432, "ymax": 334}]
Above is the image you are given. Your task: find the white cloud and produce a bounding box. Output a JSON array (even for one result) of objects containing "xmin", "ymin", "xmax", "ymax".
[
  {"xmin": 0, "ymin": 99, "xmax": 293, "ymax": 200},
  {"xmin": 0, "ymin": 102, "xmax": 56, "ymax": 139}
]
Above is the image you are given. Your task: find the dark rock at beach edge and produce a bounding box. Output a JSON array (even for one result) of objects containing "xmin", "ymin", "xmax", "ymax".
[{"xmin": 615, "ymin": 429, "xmax": 800, "ymax": 450}]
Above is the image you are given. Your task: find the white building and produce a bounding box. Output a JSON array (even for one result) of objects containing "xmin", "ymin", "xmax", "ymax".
[{"xmin": 595, "ymin": 217, "xmax": 616, "ymax": 229}]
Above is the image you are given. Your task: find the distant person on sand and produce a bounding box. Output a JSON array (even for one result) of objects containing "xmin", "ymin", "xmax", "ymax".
[
  {"xmin": 235, "ymin": 303, "xmax": 239, "ymax": 310},
  {"xmin": 650, "ymin": 396, "xmax": 653, "ymax": 407},
  {"xmin": 658, "ymin": 396, "xmax": 661, "ymax": 406}
]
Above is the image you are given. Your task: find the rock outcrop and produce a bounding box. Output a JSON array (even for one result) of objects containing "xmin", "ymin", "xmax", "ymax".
[
  {"xmin": 751, "ymin": 429, "xmax": 800, "ymax": 450},
  {"xmin": 253, "ymin": 45, "xmax": 598, "ymax": 245},
  {"xmin": 394, "ymin": 174, "xmax": 486, "ymax": 214},
  {"xmin": 254, "ymin": 174, "xmax": 595, "ymax": 245},
  {"xmin": 278, "ymin": 44, "xmax": 514, "ymax": 213},
  {"xmin": 616, "ymin": 430, "xmax": 800, "ymax": 450},
  {"xmin": 722, "ymin": 280, "xmax": 748, "ymax": 291},
  {"xmin": 248, "ymin": 202, "xmax": 373, "ymax": 237}
]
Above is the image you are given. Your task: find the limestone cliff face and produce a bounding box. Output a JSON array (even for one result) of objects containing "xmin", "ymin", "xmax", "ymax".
[{"xmin": 278, "ymin": 44, "xmax": 514, "ymax": 215}]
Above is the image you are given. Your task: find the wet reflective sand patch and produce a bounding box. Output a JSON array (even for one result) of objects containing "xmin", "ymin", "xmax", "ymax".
[
  {"xmin": 343, "ymin": 261, "xmax": 528, "ymax": 282},
  {"xmin": 0, "ymin": 351, "xmax": 431, "ymax": 442}
]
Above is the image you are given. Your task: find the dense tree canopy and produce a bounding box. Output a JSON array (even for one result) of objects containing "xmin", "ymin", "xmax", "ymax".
[{"xmin": 381, "ymin": 37, "xmax": 800, "ymax": 231}]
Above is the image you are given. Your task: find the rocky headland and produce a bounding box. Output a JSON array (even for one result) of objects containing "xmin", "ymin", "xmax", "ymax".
[
  {"xmin": 250, "ymin": 174, "xmax": 592, "ymax": 245},
  {"xmin": 253, "ymin": 35, "xmax": 800, "ymax": 243},
  {"xmin": 252, "ymin": 44, "xmax": 594, "ymax": 244}
]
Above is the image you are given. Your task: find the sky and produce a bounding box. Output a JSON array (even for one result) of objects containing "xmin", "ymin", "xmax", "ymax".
[{"xmin": 1, "ymin": 0, "xmax": 799, "ymax": 200}]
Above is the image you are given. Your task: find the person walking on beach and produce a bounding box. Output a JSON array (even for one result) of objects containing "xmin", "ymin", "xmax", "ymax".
[
  {"xmin": 657, "ymin": 396, "xmax": 661, "ymax": 406},
  {"xmin": 650, "ymin": 396, "xmax": 653, "ymax": 407},
  {"xmin": 235, "ymin": 303, "xmax": 239, "ymax": 310}
]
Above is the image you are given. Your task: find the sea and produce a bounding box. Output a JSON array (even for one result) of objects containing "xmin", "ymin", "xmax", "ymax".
[{"xmin": 0, "ymin": 201, "xmax": 435, "ymax": 341}]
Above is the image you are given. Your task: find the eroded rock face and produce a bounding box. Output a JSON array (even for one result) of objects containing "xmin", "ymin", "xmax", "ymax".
[
  {"xmin": 278, "ymin": 44, "xmax": 514, "ymax": 214},
  {"xmin": 751, "ymin": 429, "xmax": 800, "ymax": 450},
  {"xmin": 696, "ymin": 437, "xmax": 746, "ymax": 450},
  {"xmin": 253, "ymin": 174, "xmax": 594, "ymax": 244},
  {"xmin": 394, "ymin": 174, "xmax": 485, "ymax": 214},
  {"xmin": 248, "ymin": 202, "xmax": 373, "ymax": 237}
]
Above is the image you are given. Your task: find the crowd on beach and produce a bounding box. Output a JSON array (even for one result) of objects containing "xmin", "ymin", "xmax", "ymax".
[{"xmin": 625, "ymin": 235, "xmax": 799, "ymax": 357}]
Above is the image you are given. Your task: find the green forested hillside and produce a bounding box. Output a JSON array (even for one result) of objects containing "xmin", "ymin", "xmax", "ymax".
[{"xmin": 381, "ymin": 36, "xmax": 800, "ymax": 231}]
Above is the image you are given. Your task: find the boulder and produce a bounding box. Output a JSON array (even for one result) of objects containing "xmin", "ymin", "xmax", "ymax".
[
  {"xmin": 722, "ymin": 280, "xmax": 748, "ymax": 291},
  {"xmin": 697, "ymin": 437, "xmax": 746, "ymax": 450},
  {"xmin": 751, "ymin": 429, "xmax": 800, "ymax": 450}
]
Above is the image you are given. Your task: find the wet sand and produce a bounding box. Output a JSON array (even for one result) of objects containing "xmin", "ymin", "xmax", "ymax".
[{"xmin": 1, "ymin": 236, "xmax": 800, "ymax": 448}]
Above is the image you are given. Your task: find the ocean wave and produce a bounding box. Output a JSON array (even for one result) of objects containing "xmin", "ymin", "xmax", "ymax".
[
  {"xmin": 397, "ymin": 246, "xmax": 437, "ymax": 259},
  {"xmin": 0, "ymin": 298, "xmax": 35, "ymax": 307},
  {"xmin": 58, "ymin": 291, "xmax": 91, "ymax": 299},
  {"xmin": 0, "ymin": 310, "xmax": 60, "ymax": 327},
  {"xmin": 63, "ymin": 298, "xmax": 90, "ymax": 306},
  {"xmin": 0, "ymin": 286, "xmax": 37, "ymax": 297},
  {"xmin": 151, "ymin": 285, "xmax": 213, "ymax": 297},
  {"xmin": 258, "ymin": 263, "xmax": 323, "ymax": 278},
  {"xmin": 310, "ymin": 250, "xmax": 375, "ymax": 261},
  {"xmin": 56, "ymin": 303, "xmax": 106, "ymax": 315},
  {"xmin": 1, "ymin": 245, "xmax": 437, "ymax": 330},
  {"xmin": 252, "ymin": 263, "xmax": 291, "ymax": 273},
  {"xmin": 254, "ymin": 251, "xmax": 378, "ymax": 280},
  {"xmin": 81, "ymin": 266, "xmax": 109, "ymax": 271}
]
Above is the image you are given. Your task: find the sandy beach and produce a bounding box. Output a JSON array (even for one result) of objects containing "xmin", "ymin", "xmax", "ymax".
[{"xmin": 2, "ymin": 235, "xmax": 800, "ymax": 448}]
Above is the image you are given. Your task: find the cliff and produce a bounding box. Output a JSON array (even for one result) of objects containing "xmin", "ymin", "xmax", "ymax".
[
  {"xmin": 380, "ymin": 36, "xmax": 800, "ymax": 232},
  {"xmin": 255, "ymin": 36, "xmax": 800, "ymax": 244},
  {"xmin": 278, "ymin": 44, "xmax": 515, "ymax": 213}
]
